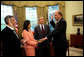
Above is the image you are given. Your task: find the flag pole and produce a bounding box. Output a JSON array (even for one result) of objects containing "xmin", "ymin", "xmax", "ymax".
[{"xmin": 14, "ymin": 8, "xmax": 19, "ymax": 35}]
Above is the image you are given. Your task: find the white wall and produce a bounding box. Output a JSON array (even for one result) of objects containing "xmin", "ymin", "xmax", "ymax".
[{"xmin": 65, "ymin": 1, "xmax": 83, "ymax": 40}]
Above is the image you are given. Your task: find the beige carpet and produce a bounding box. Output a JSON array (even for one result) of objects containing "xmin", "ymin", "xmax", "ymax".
[{"xmin": 66, "ymin": 47, "xmax": 83, "ymax": 56}]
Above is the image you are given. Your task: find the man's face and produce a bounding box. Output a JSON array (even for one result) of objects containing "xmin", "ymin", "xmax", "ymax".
[
  {"xmin": 54, "ymin": 11, "xmax": 61, "ymax": 21},
  {"xmin": 39, "ymin": 17, "xmax": 44, "ymax": 24},
  {"xmin": 10, "ymin": 17, "xmax": 16, "ymax": 27}
]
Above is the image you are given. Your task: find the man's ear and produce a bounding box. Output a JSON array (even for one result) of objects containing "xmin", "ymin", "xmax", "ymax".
[{"xmin": 8, "ymin": 19, "xmax": 13, "ymax": 27}]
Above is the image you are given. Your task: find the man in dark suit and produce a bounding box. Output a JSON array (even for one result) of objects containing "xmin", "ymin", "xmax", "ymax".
[
  {"xmin": 34, "ymin": 17, "xmax": 51, "ymax": 56},
  {"xmin": 43, "ymin": 11, "xmax": 68, "ymax": 56},
  {"xmin": 1, "ymin": 15, "xmax": 21, "ymax": 56},
  {"xmin": 0, "ymin": 42, "xmax": 1, "ymax": 56}
]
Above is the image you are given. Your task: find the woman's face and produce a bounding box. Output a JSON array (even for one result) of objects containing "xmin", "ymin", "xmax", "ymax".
[{"xmin": 28, "ymin": 23, "xmax": 31, "ymax": 29}]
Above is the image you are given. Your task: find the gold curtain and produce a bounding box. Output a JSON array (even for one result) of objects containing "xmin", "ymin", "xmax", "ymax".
[
  {"xmin": 59, "ymin": 4, "xmax": 65, "ymax": 19},
  {"xmin": 37, "ymin": 6, "xmax": 48, "ymax": 24},
  {"xmin": 44, "ymin": 6, "xmax": 48, "ymax": 24},
  {"xmin": 13, "ymin": 6, "xmax": 25, "ymax": 38}
]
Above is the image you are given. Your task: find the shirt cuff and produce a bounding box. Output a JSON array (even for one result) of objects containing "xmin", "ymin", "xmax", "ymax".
[
  {"xmin": 45, "ymin": 37, "xmax": 48, "ymax": 39},
  {"xmin": 37, "ymin": 43, "xmax": 40, "ymax": 46}
]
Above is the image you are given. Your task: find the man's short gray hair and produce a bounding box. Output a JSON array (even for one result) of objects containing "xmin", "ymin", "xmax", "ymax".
[
  {"xmin": 38, "ymin": 16, "xmax": 44, "ymax": 21},
  {"xmin": 55, "ymin": 10, "xmax": 63, "ymax": 16},
  {"xmin": 4, "ymin": 15, "xmax": 14, "ymax": 24},
  {"xmin": 58, "ymin": 11, "xmax": 63, "ymax": 16}
]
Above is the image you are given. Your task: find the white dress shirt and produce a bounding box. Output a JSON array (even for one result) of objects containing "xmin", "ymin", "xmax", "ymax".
[
  {"xmin": 6, "ymin": 25, "xmax": 14, "ymax": 30},
  {"xmin": 56, "ymin": 17, "xmax": 62, "ymax": 23},
  {"xmin": 39, "ymin": 24, "xmax": 45, "ymax": 31}
]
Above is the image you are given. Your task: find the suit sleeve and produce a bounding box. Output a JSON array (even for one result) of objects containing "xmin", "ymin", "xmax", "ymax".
[
  {"xmin": 47, "ymin": 25, "xmax": 52, "ymax": 42},
  {"xmin": 1, "ymin": 31, "xmax": 10, "ymax": 44},
  {"xmin": 34, "ymin": 27, "xmax": 39, "ymax": 40},
  {"xmin": 50, "ymin": 20, "xmax": 56, "ymax": 28},
  {"xmin": 47, "ymin": 20, "xmax": 66, "ymax": 40}
]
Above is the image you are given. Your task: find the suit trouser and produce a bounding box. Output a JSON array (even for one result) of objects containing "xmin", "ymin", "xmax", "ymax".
[
  {"xmin": 37, "ymin": 47, "xmax": 50, "ymax": 56},
  {"xmin": 54, "ymin": 46, "xmax": 67, "ymax": 56},
  {"xmin": 2, "ymin": 48, "xmax": 22, "ymax": 56}
]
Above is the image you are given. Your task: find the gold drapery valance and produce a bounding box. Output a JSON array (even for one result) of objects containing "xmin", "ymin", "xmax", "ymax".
[{"xmin": 1, "ymin": 1, "xmax": 65, "ymax": 7}]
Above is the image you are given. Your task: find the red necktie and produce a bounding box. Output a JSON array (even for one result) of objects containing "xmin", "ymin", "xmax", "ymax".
[
  {"xmin": 56, "ymin": 22, "xmax": 58, "ymax": 26},
  {"xmin": 42, "ymin": 25, "xmax": 44, "ymax": 34}
]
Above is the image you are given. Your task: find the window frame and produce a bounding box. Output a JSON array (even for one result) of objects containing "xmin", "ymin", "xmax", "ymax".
[{"xmin": 25, "ymin": 7, "xmax": 38, "ymax": 31}]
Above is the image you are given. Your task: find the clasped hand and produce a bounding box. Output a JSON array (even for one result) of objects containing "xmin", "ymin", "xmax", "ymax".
[
  {"xmin": 21, "ymin": 38, "xmax": 47, "ymax": 45},
  {"xmin": 38, "ymin": 38, "xmax": 47, "ymax": 43},
  {"xmin": 20, "ymin": 38, "xmax": 47, "ymax": 48}
]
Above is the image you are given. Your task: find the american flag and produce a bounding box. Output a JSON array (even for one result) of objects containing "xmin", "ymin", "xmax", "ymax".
[{"xmin": 15, "ymin": 9, "xmax": 19, "ymax": 35}]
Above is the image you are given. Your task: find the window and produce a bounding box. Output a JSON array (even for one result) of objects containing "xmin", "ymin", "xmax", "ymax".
[
  {"xmin": 48, "ymin": 5, "xmax": 59, "ymax": 32},
  {"xmin": 1, "ymin": 4, "xmax": 13, "ymax": 31},
  {"xmin": 25, "ymin": 7, "xmax": 38, "ymax": 31}
]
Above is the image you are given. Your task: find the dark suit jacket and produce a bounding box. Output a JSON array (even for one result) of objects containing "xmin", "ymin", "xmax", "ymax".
[
  {"xmin": 1, "ymin": 26, "xmax": 21, "ymax": 56},
  {"xmin": 34, "ymin": 24, "xmax": 51, "ymax": 48},
  {"xmin": 47, "ymin": 18, "xmax": 68, "ymax": 48}
]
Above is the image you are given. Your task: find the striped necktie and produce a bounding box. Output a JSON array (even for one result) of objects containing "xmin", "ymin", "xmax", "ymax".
[
  {"xmin": 56, "ymin": 22, "xmax": 58, "ymax": 26},
  {"xmin": 13, "ymin": 30, "xmax": 19, "ymax": 39},
  {"xmin": 41, "ymin": 25, "xmax": 44, "ymax": 34}
]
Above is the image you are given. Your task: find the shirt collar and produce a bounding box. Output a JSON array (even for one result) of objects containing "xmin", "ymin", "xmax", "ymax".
[
  {"xmin": 40, "ymin": 24, "xmax": 43, "ymax": 26},
  {"xmin": 57, "ymin": 17, "xmax": 62, "ymax": 22},
  {"xmin": 6, "ymin": 25, "xmax": 15, "ymax": 30},
  {"xmin": 39, "ymin": 24, "xmax": 45, "ymax": 30}
]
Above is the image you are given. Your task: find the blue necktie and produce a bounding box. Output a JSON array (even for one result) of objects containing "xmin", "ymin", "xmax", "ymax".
[{"xmin": 13, "ymin": 30, "xmax": 19, "ymax": 39}]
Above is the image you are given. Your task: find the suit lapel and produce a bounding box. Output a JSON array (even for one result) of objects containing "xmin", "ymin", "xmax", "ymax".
[
  {"xmin": 6, "ymin": 26, "xmax": 19, "ymax": 39},
  {"xmin": 56, "ymin": 18, "xmax": 63, "ymax": 27},
  {"xmin": 39, "ymin": 24, "xmax": 46, "ymax": 32},
  {"xmin": 44, "ymin": 25, "xmax": 46, "ymax": 32},
  {"xmin": 38, "ymin": 25, "xmax": 42, "ymax": 35}
]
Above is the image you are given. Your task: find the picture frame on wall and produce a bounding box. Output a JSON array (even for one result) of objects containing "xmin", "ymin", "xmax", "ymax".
[{"xmin": 73, "ymin": 14, "xmax": 83, "ymax": 26}]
